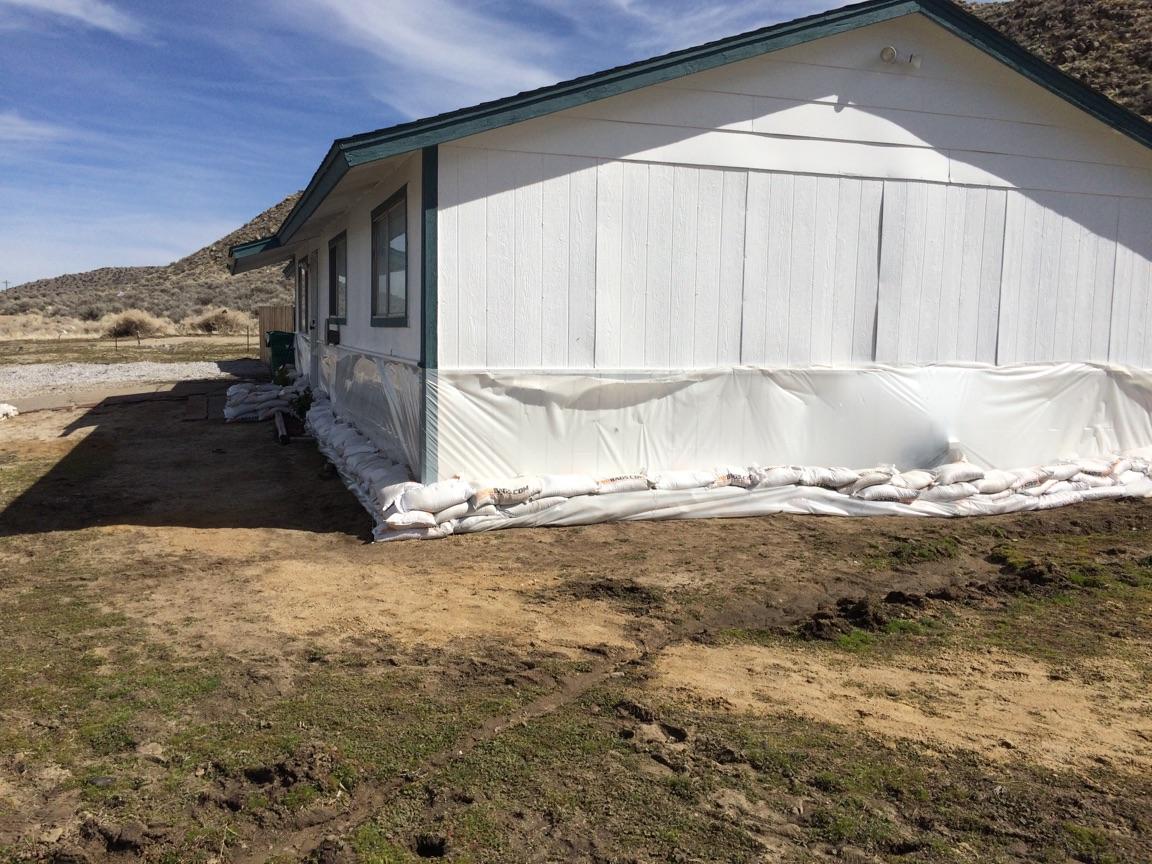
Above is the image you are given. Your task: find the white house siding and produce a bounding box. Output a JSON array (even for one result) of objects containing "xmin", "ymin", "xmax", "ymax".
[
  {"xmin": 436, "ymin": 13, "xmax": 1152, "ymax": 371},
  {"xmin": 311, "ymin": 153, "xmax": 424, "ymax": 364}
]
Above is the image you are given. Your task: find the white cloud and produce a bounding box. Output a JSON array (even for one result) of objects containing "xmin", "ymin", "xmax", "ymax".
[
  {"xmin": 0, "ymin": 110, "xmax": 68, "ymax": 142},
  {"xmin": 280, "ymin": 0, "xmax": 564, "ymax": 118},
  {"xmin": 0, "ymin": 0, "xmax": 142, "ymax": 36}
]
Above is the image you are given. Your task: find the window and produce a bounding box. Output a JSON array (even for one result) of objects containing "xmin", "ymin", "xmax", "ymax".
[
  {"xmin": 295, "ymin": 256, "xmax": 309, "ymax": 332},
  {"xmin": 371, "ymin": 187, "xmax": 407, "ymax": 327},
  {"xmin": 328, "ymin": 232, "xmax": 347, "ymax": 323}
]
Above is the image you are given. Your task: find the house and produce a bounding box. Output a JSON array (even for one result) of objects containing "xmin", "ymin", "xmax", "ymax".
[{"xmin": 230, "ymin": 0, "xmax": 1152, "ymax": 492}]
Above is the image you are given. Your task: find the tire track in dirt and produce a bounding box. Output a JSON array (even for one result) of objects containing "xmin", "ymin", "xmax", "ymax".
[{"xmin": 233, "ymin": 623, "xmax": 706, "ymax": 863}]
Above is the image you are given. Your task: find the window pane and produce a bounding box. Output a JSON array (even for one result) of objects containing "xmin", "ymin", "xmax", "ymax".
[
  {"xmin": 329, "ymin": 235, "xmax": 347, "ymax": 320},
  {"xmin": 373, "ymin": 216, "xmax": 388, "ymax": 316},
  {"xmin": 387, "ymin": 202, "xmax": 407, "ymax": 318}
]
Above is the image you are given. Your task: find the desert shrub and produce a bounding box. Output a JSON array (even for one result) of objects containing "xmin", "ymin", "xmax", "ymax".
[
  {"xmin": 101, "ymin": 309, "xmax": 175, "ymax": 341},
  {"xmin": 180, "ymin": 306, "xmax": 257, "ymax": 335},
  {"xmin": 0, "ymin": 313, "xmax": 104, "ymax": 340}
]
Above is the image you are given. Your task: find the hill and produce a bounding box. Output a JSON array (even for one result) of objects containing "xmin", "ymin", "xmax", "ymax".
[
  {"xmin": 0, "ymin": 193, "xmax": 301, "ymax": 322},
  {"xmin": 969, "ymin": 0, "xmax": 1151, "ymax": 121}
]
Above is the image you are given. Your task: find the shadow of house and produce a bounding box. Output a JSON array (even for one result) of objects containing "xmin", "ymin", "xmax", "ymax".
[{"xmin": 0, "ymin": 379, "xmax": 370, "ymax": 540}]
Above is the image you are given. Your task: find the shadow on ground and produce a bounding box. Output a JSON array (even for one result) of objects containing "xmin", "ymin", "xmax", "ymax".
[{"xmin": 0, "ymin": 378, "xmax": 369, "ymax": 539}]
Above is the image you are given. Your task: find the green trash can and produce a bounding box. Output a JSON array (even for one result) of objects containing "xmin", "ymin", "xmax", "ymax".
[{"xmin": 265, "ymin": 330, "xmax": 296, "ymax": 374}]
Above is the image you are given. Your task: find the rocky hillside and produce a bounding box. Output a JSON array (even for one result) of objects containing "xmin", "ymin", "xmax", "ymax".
[
  {"xmin": 0, "ymin": 193, "xmax": 300, "ymax": 322},
  {"xmin": 969, "ymin": 0, "xmax": 1151, "ymax": 121}
]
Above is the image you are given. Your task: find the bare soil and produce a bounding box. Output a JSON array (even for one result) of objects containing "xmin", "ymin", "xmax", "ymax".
[{"xmin": 1, "ymin": 379, "xmax": 1150, "ymax": 863}]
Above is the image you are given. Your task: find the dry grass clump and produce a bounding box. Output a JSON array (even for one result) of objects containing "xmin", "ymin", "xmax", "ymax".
[
  {"xmin": 180, "ymin": 306, "xmax": 257, "ymax": 335},
  {"xmin": 0, "ymin": 314, "xmax": 103, "ymax": 341},
  {"xmin": 101, "ymin": 309, "xmax": 176, "ymax": 342}
]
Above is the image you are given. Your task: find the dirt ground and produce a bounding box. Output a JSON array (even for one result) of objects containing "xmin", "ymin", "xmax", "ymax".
[{"xmin": 1, "ymin": 379, "xmax": 1150, "ymax": 863}]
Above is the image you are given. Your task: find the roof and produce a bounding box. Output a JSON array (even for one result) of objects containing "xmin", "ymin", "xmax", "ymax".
[{"xmin": 229, "ymin": 0, "xmax": 1152, "ymax": 271}]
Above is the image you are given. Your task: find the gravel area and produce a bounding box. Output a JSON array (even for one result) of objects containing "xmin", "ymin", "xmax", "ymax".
[{"xmin": 0, "ymin": 359, "xmax": 266, "ymax": 399}]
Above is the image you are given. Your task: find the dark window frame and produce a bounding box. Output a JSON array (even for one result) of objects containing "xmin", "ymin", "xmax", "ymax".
[
  {"xmin": 370, "ymin": 186, "xmax": 409, "ymax": 328},
  {"xmin": 327, "ymin": 231, "xmax": 347, "ymax": 326}
]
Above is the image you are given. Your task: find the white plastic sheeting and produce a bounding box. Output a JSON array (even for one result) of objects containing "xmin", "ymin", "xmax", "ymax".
[
  {"xmin": 431, "ymin": 364, "xmax": 1152, "ymax": 481},
  {"xmin": 318, "ymin": 345, "xmax": 423, "ymax": 472}
]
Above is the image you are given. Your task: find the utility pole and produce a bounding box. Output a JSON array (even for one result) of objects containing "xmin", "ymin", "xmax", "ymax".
[{"xmin": 1, "ymin": 281, "xmax": 8, "ymax": 291}]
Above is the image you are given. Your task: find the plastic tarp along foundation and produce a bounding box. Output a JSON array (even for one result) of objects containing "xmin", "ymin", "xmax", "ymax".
[
  {"xmin": 318, "ymin": 345, "xmax": 423, "ymax": 473},
  {"xmin": 431, "ymin": 364, "xmax": 1152, "ymax": 480}
]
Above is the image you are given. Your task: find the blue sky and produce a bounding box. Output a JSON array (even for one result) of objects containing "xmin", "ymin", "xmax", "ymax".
[{"xmin": 0, "ymin": 0, "xmax": 943, "ymax": 287}]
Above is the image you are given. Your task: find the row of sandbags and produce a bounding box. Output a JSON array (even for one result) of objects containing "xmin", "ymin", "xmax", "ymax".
[
  {"xmin": 304, "ymin": 398, "xmax": 1152, "ymax": 541},
  {"xmin": 224, "ymin": 377, "xmax": 307, "ymax": 422}
]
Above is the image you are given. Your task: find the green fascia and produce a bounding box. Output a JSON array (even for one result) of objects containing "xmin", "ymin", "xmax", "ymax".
[
  {"xmin": 238, "ymin": 0, "xmax": 1152, "ymax": 260},
  {"xmin": 227, "ymin": 235, "xmax": 283, "ymax": 274}
]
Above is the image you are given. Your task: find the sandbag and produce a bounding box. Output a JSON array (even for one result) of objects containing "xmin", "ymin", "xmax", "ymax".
[
  {"xmin": 713, "ymin": 467, "xmax": 758, "ymax": 489},
  {"xmin": 539, "ymin": 474, "xmax": 600, "ymax": 498},
  {"xmin": 934, "ymin": 462, "xmax": 984, "ymax": 485},
  {"xmin": 386, "ymin": 509, "xmax": 437, "ymax": 529},
  {"xmin": 1011, "ymin": 467, "xmax": 1053, "ymax": 490},
  {"xmin": 402, "ymin": 478, "xmax": 474, "ymax": 514},
  {"xmin": 435, "ymin": 502, "xmax": 471, "ymax": 525},
  {"xmin": 1073, "ymin": 472, "xmax": 1116, "ymax": 488},
  {"xmin": 848, "ymin": 469, "xmax": 897, "ymax": 495},
  {"xmin": 799, "ymin": 467, "xmax": 859, "ymax": 488},
  {"xmin": 755, "ymin": 466, "xmax": 804, "ymax": 488},
  {"xmin": 377, "ymin": 480, "xmax": 421, "ymax": 512},
  {"xmin": 1043, "ymin": 463, "xmax": 1082, "ymax": 482},
  {"xmin": 376, "ymin": 524, "xmax": 454, "ymax": 542},
  {"xmin": 651, "ymin": 470, "xmax": 715, "ymax": 491},
  {"xmin": 596, "ymin": 474, "xmax": 650, "ymax": 495},
  {"xmin": 919, "ymin": 482, "xmax": 979, "ymax": 502},
  {"xmin": 895, "ymin": 469, "xmax": 934, "ymax": 490},
  {"xmin": 855, "ymin": 483, "xmax": 918, "ymax": 502},
  {"xmin": 472, "ymin": 477, "xmax": 543, "ymax": 508},
  {"xmin": 976, "ymin": 470, "xmax": 1016, "ymax": 495}
]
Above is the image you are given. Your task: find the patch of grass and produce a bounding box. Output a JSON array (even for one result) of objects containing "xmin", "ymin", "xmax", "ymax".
[
  {"xmin": 1063, "ymin": 822, "xmax": 1119, "ymax": 864},
  {"xmin": 889, "ymin": 535, "xmax": 959, "ymax": 566}
]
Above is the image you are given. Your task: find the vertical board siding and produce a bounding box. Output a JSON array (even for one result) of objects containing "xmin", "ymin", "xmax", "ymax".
[
  {"xmin": 440, "ymin": 145, "xmax": 1152, "ymax": 372},
  {"xmin": 879, "ymin": 181, "xmax": 1008, "ymax": 364}
]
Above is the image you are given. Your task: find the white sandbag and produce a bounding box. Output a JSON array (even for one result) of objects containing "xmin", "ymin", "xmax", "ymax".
[
  {"xmin": 1043, "ymin": 463, "xmax": 1082, "ymax": 482},
  {"xmin": 919, "ymin": 482, "xmax": 980, "ymax": 502},
  {"xmin": 401, "ymin": 478, "xmax": 474, "ymax": 514},
  {"xmin": 539, "ymin": 474, "xmax": 601, "ymax": 498},
  {"xmin": 472, "ymin": 477, "xmax": 543, "ymax": 508},
  {"xmin": 1108, "ymin": 459, "xmax": 1133, "ymax": 477},
  {"xmin": 799, "ymin": 467, "xmax": 859, "ymax": 488},
  {"xmin": 976, "ymin": 469, "xmax": 1016, "ymax": 495},
  {"xmin": 754, "ymin": 466, "xmax": 804, "ymax": 489},
  {"xmin": 0, "ymin": 403, "xmax": 16, "ymax": 420},
  {"xmin": 1116, "ymin": 470, "xmax": 1146, "ymax": 486},
  {"xmin": 934, "ymin": 462, "xmax": 984, "ymax": 485},
  {"xmin": 1011, "ymin": 467, "xmax": 1053, "ymax": 490},
  {"xmin": 362, "ymin": 463, "xmax": 411, "ymax": 494},
  {"xmin": 1076, "ymin": 458, "xmax": 1114, "ymax": 476},
  {"xmin": 342, "ymin": 441, "xmax": 379, "ymax": 459},
  {"xmin": 1073, "ymin": 472, "xmax": 1116, "ymax": 488},
  {"xmin": 596, "ymin": 474, "xmax": 650, "ymax": 495},
  {"xmin": 895, "ymin": 469, "xmax": 935, "ymax": 490},
  {"xmin": 386, "ymin": 509, "xmax": 437, "ymax": 529},
  {"xmin": 855, "ymin": 483, "xmax": 919, "ymax": 502},
  {"xmin": 501, "ymin": 496, "xmax": 569, "ymax": 517},
  {"xmin": 649, "ymin": 470, "xmax": 715, "ymax": 492},
  {"xmin": 848, "ymin": 469, "xmax": 897, "ymax": 495},
  {"xmin": 377, "ymin": 480, "xmax": 421, "ymax": 512},
  {"xmin": 713, "ymin": 466, "xmax": 758, "ymax": 489},
  {"xmin": 1019, "ymin": 478, "xmax": 1059, "ymax": 497},
  {"xmin": 435, "ymin": 502, "xmax": 471, "ymax": 525},
  {"xmin": 376, "ymin": 523, "xmax": 454, "ymax": 542},
  {"xmin": 256, "ymin": 404, "xmax": 290, "ymax": 421}
]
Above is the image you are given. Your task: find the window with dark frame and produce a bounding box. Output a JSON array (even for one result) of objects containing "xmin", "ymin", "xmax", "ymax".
[
  {"xmin": 371, "ymin": 187, "xmax": 407, "ymax": 327},
  {"xmin": 328, "ymin": 232, "xmax": 347, "ymax": 323}
]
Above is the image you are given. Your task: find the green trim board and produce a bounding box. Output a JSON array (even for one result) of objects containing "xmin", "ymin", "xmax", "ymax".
[
  {"xmin": 419, "ymin": 146, "xmax": 439, "ymax": 483},
  {"xmin": 227, "ymin": 0, "xmax": 1152, "ymax": 269}
]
